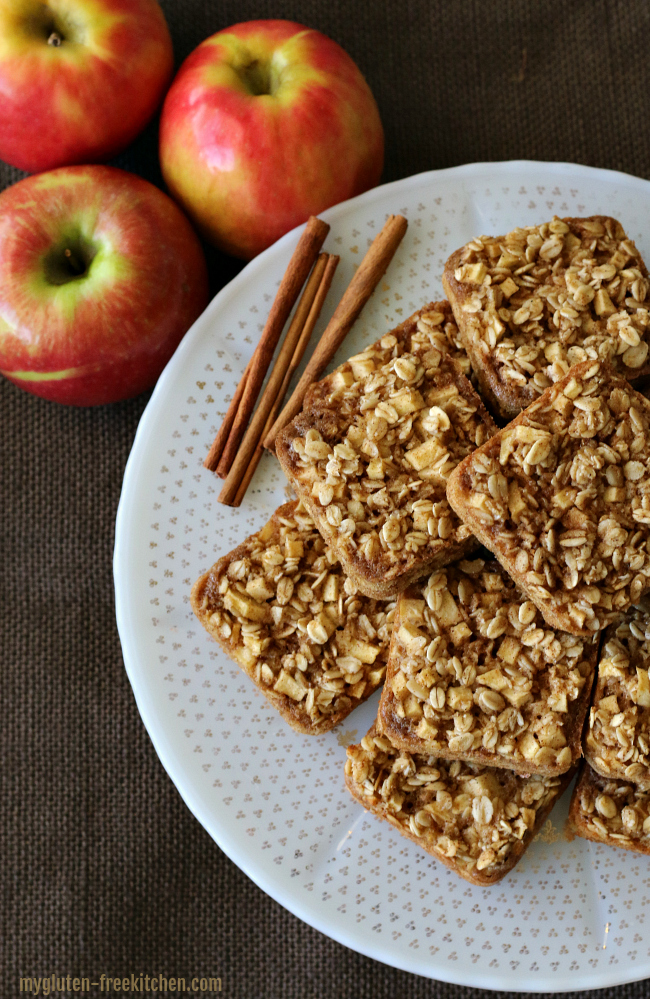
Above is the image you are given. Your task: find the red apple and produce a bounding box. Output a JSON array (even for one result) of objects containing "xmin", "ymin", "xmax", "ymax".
[
  {"xmin": 0, "ymin": 166, "xmax": 209, "ymax": 406},
  {"xmin": 0, "ymin": 0, "xmax": 174, "ymax": 173},
  {"xmin": 159, "ymin": 19, "xmax": 384, "ymax": 260}
]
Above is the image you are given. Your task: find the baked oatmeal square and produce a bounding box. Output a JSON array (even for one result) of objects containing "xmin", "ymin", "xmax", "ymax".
[
  {"xmin": 276, "ymin": 303, "xmax": 497, "ymax": 599},
  {"xmin": 446, "ymin": 360, "xmax": 650, "ymax": 636},
  {"xmin": 569, "ymin": 763, "xmax": 650, "ymax": 855},
  {"xmin": 345, "ymin": 725, "xmax": 574, "ymax": 885},
  {"xmin": 378, "ymin": 559, "xmax": 597, "ymax": 775},
  {"xmin": 585, "ymin": 604, "xmax": 650, "ymax": 789},
  {"xmin": 443, "ymin": 216, "xmax": 650, "ymax": 419},
  {"xmin": 191, "ymin": 500, "xmax": 395, "ymax": 734}
]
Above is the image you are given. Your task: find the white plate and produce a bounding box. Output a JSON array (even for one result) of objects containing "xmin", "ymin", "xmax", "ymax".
[{"xmin": 114, "ymin": 161, "xmax": 650, "ymax": 993}]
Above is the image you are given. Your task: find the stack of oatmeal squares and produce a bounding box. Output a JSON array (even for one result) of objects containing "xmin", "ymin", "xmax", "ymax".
[{"xmin": 193, "ymin": 216, "xmax": 650, "ymax": 885}]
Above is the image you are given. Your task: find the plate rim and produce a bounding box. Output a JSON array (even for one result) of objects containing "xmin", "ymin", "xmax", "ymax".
[{"xmin": 114, "ymin": 159, "xmax": 650, "ymax": 993}]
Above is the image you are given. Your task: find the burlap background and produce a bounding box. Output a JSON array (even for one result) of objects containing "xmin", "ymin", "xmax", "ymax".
[{"xmin": 3, "ymin": 2, "xmax": 650, "ymax": 996}]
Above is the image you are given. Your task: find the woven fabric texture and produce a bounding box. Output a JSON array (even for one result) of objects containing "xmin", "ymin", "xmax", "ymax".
[{"xmin": 3, "ymin": 1, "xmax": 650, "ymax": 996}]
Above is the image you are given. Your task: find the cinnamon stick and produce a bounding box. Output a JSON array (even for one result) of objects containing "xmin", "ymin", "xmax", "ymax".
[
  {"xmin": 220, "ymin": 253, "xmax": 339, "ymax": 506},
  {"xmin": 263, "ymin": 214, "xmax": 408, "ymax": 452},
  {"xmin": 218, "ymin": 254, "xmax": 327, "ymax": 480},
  {"xmin": 232, "ymin": 400, "xmax": 279, "ymax": 507},
  {"xmin": 203, "ymin": 356, "xmax": 252, "ymax": 472},
  {"xmin": 215, "ymin": 215, "xmax": 329, "ymax": 476}
]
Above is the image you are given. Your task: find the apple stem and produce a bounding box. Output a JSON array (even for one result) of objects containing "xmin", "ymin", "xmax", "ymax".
[
  {"xmin": 64, "ymin": 248, "xmax": 85, "ymax": 276},
  {"xmin": 48, "ymin": 31, "xmax": 63, "ymax": 47}
]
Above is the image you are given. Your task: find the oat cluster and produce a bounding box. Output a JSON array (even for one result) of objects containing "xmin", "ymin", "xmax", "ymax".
[
  {"xmin": 191, "ymin": 501, "xmax": 395, "ymax": 733},
  {"xmin": 447, "ymin": 361, "xmax": 650, "ymax": 636},
  {"xmin": 379, "ymin": 560, "xmax": 595, "ymax": 774},
  {"xmin": 570, "ymin": 765, "xmax": 650, "ymax": 854},
  {"xmin": 345, "ymin": 727, "xmax": 567, "ymax": 883},
  {"xmin": 276, "ymin": 305, "xmax": 495, "ymax": 594},
  {"xmin": 443, "ymin": 216, "xmax": 650, "ymax": 416},
  {"xmin": 585, "ymin": 605, "xmax": 650, "ymax": 789}
]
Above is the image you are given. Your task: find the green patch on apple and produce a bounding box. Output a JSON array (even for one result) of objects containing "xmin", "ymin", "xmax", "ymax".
[{"xmin": 0, "ymin": 166, "xmax": 209, "ymax": 406}]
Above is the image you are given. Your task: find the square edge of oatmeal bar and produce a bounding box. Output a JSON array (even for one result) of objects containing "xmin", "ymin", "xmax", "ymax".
[
  {"xmin": 376, "ymin": 567, "xmax": 598, "ymax": 777},
  {"xmin": 442, "ymin": 215, "xmax": 650, "ymax": 420},
  {"xmin": 583, "ymin": 611, "xmax": 650, "ymax": 791},
  {"xmin": 345, "ymin": 724, "xmax": 576, "ymax": 886},
  {"xmin": 568, "ymin": 761, "xmax": 650, "ymax": 855},
  {"xmin": 442, "ymin": 259, "xmax": 523, "ymax": 421},
  {"xmin": 276, "ymin": 307, "xmax": 497, "ymax": 599},
  {"xmin": 446, "ymin": 360, "xmax": 650, "ymax": 637},
  {"xmin": 190, "ymin": 500, "xmax": 386, "ymax": 736}
]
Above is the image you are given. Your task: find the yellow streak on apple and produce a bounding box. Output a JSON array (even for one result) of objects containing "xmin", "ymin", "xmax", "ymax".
[{"xmin": 1, "ymin": 363, "xmax": 102, "ymax": 382}]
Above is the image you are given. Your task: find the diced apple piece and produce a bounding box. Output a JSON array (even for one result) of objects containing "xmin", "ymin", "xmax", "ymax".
[
  {"xmin": 314, "ymin": 611, "xmax": 336, "ymax": 641},
  {"xmin": 551, "ymin": 393, "xmax": 573, "ymax": 418},
  {"xmin": 436, "ymin": 590, "xmax": 461, "ymax": 626},
  {"xmin": 599, "ymin": 694, "xmax": 620, "ymax": 715},
  {"xmin": 400, "ymin": 598, "xmax": 426, "ymax": 622},
  {"xmin": 274, "ymin": 669, "xmax": 307, "ymax": 701},
  {"xmin": 391, "ymin": 670, "xmax": 408, "ymax": 700},
  {"xmin": 412, "ymin": 508, "xmax": 431, "ymax": 530},
  {"xmin": 285, "ymin": 537, "xmax": 304, "ymax": 559},
  {"xmin": 460, "ymin": 262, "xmax": 487, "ymax": 283},
  {"xmin": 477, "ymin": 668, "xmax": 509, "ymax": 692},
  {"xmin": 246, "ymin": 576, "xmax": 275, "ymax": 601},
  {"xmin": 497, "ymin": 636, "xmax": 521, "ymax": 664},
  {"xmin": 338, "ymin": 634, "xmax": 380, "ymax": 663},
  {"xmin": 258, "ymin": 522, "xmax": 275, "ymax": 542},
  {"xmin": 594, "ymin": 288, "xmax": 616, "ymax": 317},
  {"xmin": 450, "ymin": 622, "xmax": 472, "ymax": 644},
  {"xmin": 347, "ymin": 424, "xmax": 365, "ymax": 447},
  {"xmin": 552, "ymin": 488, "xmax": 578, "ymax": 514},
  {"xmin": 348, "ymin": 355, "xmax": 375, "ymax": 379},
  {"xmin": 425, "ymin": 384, "xmax": 459, "ymax": 409},
  {"xmin": 499, "ymin": 276, "xmax": 518, "ymax": 299},
  {"xmin": 224, "ymin": 589, "xmax": 271, "ymax": 623},
  {"xmin": 403, "ymin": 695, "xmax": 423, "ymax": 719},
  {"xmin": 518, "ymin": 733, "xmax": 539, "ymax": 760},
  {"xmin": 537, "ymin": 724, "xmax": 566, "ymax": 749},
  {"xmin": 417, "ymin": 718, "xmax": 438, "ymax": 740},
  {"xmin": 331, "ymin": 369, "xmax": 355, "ymax": 389},
  {"xmin": 636, "ymin": 667, "xmax": 650, "ymax": 708},
  {"xmin": 405, "ymin": 438, "xmax": 447, "ymax": 471},
  {"xmin": 242, "ymin": 633, "xmax": 270, "ymax": 657},
  {"xmin": 322, "ymin": 574, "xmax": 339, "ymax": 603},
  {"xmin": 501, "ymin": 687, "xmax": 533, "ymax": 709},
  {"xmin": 447, "ymin": 686, "xmax": 474, "ymax": 712},
  {"xmin": 349, "ymin": 680, "xmax": 366, "ymax": 700},
  {"xmin": 508, "ymin": 481, "xmax": 526, "ymax": 522},
  {"xmin": 465, "ymin": 774, "xmax": 500, "ymax": 798},
  {"xmin": 548, "ymin": 691, "xmax": 568, "ymax": 713},
  {"xmin": 397, "ymin": 622, "xmax": 427, "ymax": 653},
  {"xmin": 497, "ymin": 251, "xmax": 521, "ymax": 269},
  {"xmin": 391, "ymin": 388, "xmax": 425, "ymax": 415}
]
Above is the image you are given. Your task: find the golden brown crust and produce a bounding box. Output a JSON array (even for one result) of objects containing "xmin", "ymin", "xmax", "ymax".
[
  {"xmin": 345, "ymin": 725, "xmax": 574, "ymax": 885},
  {"xmin": 443, "ymin": 257, "xmax": 527, "ymax": 421},
  {"xmin": 568, "ymin": 762, "xmax": 650, "ymax": 854},
  {"xmin": 276, "ymin": 303, "xmax": 497, "ymax": 599},
  {"xmin": 584, "ymin": 604, "xmax": 650, "ymax": 790},
  {"xmin": 378, "ymin": 559, "xmax": 597, "ymax": 776},
  {"xmin": 191, "ymin": 500, "xmax": 395, "ymax": 734},
  {"xmin": 443, "ymin": 215, "xmax": 650, "ymax": 420},
  {"xmin": 446, "ymin": 360, "xmax": 650, "ymax": 636}
]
